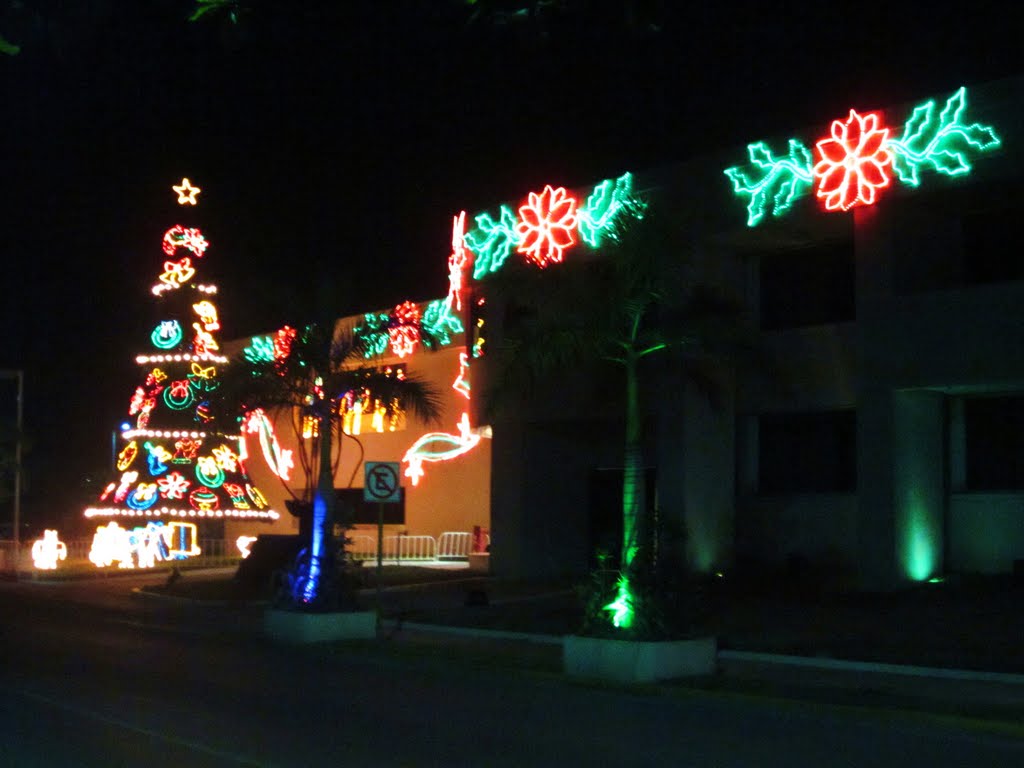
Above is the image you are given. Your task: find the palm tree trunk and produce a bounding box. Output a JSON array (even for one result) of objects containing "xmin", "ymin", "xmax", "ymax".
[
  {"xmin": 621, "ymin": 355, "xmax": 644, "ymax": 572},
  {"xmin": 298, "ymin": 413, "xmax": 335, "ymax": 605}
]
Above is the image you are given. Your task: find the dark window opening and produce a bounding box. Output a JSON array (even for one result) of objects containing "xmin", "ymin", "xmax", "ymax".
[
  {"xmin": 964, "ymin": 395, "xmax": 1024, "ymax": 490},
  {"xmin": 759, "ymin": 239, "xmax": 855, "ymax": 330},
  {"xmin": 758, "ymin": 410, "xmax": 857, "ymax": 493},
  {"xmin": 962, "ymin": 208, "xmax": 1024, "ymax": 285}
]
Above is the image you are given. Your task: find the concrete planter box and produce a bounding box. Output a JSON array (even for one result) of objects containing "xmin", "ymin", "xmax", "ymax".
[
  {"xmin": 264, "ymin": 609, "xmax": 377, "ymax": 644},
  {"xmin": 467, "ymin": 553, "xmax": 490, "ymax": 573},
  {"xmin": 563, "ymin": 634, "xmax": 717, "ymax": 683}
]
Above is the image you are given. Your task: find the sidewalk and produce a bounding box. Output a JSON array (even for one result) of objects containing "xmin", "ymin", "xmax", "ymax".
[{"xmin": 133, "ymin": 565, "xmax": 1024, "ymax": 730}]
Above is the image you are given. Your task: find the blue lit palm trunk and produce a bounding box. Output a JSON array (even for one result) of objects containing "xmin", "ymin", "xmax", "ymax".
[{"xmin": 297, "ymin": 411, "xmax": 336, "ymax": 606}]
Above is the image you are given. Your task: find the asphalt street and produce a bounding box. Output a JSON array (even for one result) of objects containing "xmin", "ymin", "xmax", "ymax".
[{"xmin": 0, "ymin": 574, "xmax": 1021, "ymax": 767}]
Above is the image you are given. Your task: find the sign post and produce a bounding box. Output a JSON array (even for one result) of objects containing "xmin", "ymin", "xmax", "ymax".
[{"xmin": 364, "ymin": 462, "xmax": 402, "ymax": 616}]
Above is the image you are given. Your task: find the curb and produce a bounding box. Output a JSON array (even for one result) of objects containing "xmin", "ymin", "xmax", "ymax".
[{"xmin": 718, "ymin": 649, "xmax": 1024, "ymax": 685}]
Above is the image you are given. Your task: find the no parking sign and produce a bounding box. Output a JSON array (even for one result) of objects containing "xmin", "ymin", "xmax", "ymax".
[{"xmin": 364, "ymin": 462, "xmax": 401, "ymax": 504}]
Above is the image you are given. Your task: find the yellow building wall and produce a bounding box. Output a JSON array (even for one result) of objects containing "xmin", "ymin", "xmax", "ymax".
[{"xmin": 226, "ymin": 313, "xmax": 491, "ymax": 550}]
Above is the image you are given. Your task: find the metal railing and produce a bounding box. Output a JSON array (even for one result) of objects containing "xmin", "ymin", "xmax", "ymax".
[{"xmin": 346, "ymin": 531, "xmax": 483, "ymax": 564}]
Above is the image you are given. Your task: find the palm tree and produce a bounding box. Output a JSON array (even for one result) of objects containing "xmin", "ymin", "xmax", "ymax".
[
  {"xmin": 221, "ymin": 321, "xmax": 442, "ymax": 610},
  {"xmin": 483, "ymin": 197, "xmax": 756, "ymax": 635}
]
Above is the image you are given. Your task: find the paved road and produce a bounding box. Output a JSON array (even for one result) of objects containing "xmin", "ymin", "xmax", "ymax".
[{"xmin": 0, "ymin": 575, "xmax": 1021, "ymax": 767}]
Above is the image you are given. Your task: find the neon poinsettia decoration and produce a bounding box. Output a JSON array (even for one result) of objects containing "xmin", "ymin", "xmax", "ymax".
[
  {"xmin": 515, "ymin": 185, "xmax": 578, "ymax": 267},
  {"xmin": 388, "ymin": 301, "xmax": 422, "ymax": 358},
  {"xmin": 724, "ymin": 86, "xmax": 1001, "ymax": 226},
  {"xmin": 813, "ymin": 110, "xmax": 893, "ymax": 211}
]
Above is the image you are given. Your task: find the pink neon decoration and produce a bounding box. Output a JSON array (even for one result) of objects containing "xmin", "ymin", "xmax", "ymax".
[
  {"xmin": 813, "ymin": 109, "xmax": 893, "ymax": 211},
  {"xmin": 515, "ymin": 185, "xmax": 579, "ymax": 267}
]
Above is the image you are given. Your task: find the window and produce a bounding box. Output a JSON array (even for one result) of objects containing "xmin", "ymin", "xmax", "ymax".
[
  {"xmin": 759, "ymin": 239, "xmax": 855, "ymax": 329},
  {"xmin": 962, "ymin": 208, "xmax": 1024, "ymax": 285},
  {"xmin": 758, "ymin": 410, "xmax": 857, "ymax": 493},
  {"xmin": 964, "ymin": 395, "xmax": 1024, "ymax": 490}
]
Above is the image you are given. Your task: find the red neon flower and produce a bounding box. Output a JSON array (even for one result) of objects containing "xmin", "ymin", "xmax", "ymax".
[
  {"xmin": 515, "ymin": 185, "xmax": 578, "ymax": 267},
  {"xmin": 813, "ymin": 109, "xmax": 893, "ymax": 212},
  {"xmin": 389, "ymin": 301, "xmax": 421, "ymax": 358}
]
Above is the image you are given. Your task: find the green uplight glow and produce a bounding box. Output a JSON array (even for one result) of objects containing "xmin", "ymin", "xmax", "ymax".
[
  {"xmin": 603, "ymin": 574, "xmax": 635, "ymax": 629},
  {"xmin": 904, "ymin": 498, "xmax": 938, "ymax": 582},
  {"xmin": 888, "ymin": 87, "xmax": 1001, "ymax": 187}
]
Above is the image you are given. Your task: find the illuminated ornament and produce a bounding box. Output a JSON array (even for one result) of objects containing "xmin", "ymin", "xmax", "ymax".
[
  {"xmin": 151, "ymin": 320, "xmax": 184, "ymax": 350},
  {"xmin": 515, "ymin": 185, "xmax": 578, "ymax": 267},
  {"xmin": 164, "ymin": 379, "xmax": 195, "ymax": 410},
  {"xmin": 246, "ymin": 484, "xmax": 269, "ymax": 509},
  {"xmin": 212, "ymin": 444, "xmax": 239, "ymax": 472},
  {"xmin": 158, "ymin": 471, "xmax": 191, "ymax": 499},
  {"xmin": 453, "ymin": 351, "xmax": 470, "ymax": 399},
  {"xmin": 117, "ymin": 441, "xmax": 139, "ymax": 471},
  {"xmin": 603, "ymin": 574, "xmax": 635, "ymax": 629},
  {"xmin": 274, "ymin": 326, "xmax": 296, "ymax": 362},
  {"xmin": 166, "ymin": 521, "xmax": 201, "ymax": 558},
  {"xmin": 223, "ymin": 482, "xmax": 251, "ymax": 509},
  {"xmin": 388, "ymin": 301, "xmax": 421, "ymax": 358},
  {"xmin": 578, "ymin": 172, "xmax": 636, "ymax": 246},
  {"xmin": 465, "ymin": 205, "xmax": 519, "ymax": 279},
  {"xmin": 447, "ymin": 211, "xmax": 469, "ymax": 312},
  {"xmin": 126, "ymin": 483, "xmax": 159, "ymax": 510},
  {"xmin": 134, "ymin": 522, "xmax": 169, "ymax": 568},
  {"xmin": 188, "ymin": 362, "xmax": 218, "ymax": 390},
  {"xmin": 244, "ymin": 335, "xmax": 276, "ymax": 363},
  {"xmin": 162, "ymin": 225, "xmax": 208, "ymax": 259},
  {"xmin": 172, "ymin": 177, "xmax": 201, "ymax": 205},
  {"xmin": 114, "ymin": 471, "xmax": 139, "ymax": 502},
  {"xmin": 147, "ymin": 368, "xmax": 168, "ymax": 385},
  {"xmin": 144, "ymin": 441, "xmax": 173, "ymax": 475},
  {"xmin": 237, "ymin": 535, "xmax": 258, "ymax": 558},
  {"xmin": 243, "ymin": 408, "xmax": 294, "ymax": 480},
  {"xmin": 31, "ymin": 530, "xmax": 67, "ymax": 570},
  {"xmin": 192, "ymin": 324, "xmax": 219, "ymax": 356},
  {"xmin": 195, "ymin": 456, "xmax": 226, "ymax": 488},
  {"xmin": 173, "ymin": 437, "xmax": 201, "ymax": 461},
  {"xmin": 194, "ymin": 400, "xmax": 213, "ymax": 423},
  {"xmin": 887, "ymin": 87, "xmax": 1001, "ymax": 186},
  {"xmin": 813, "ymin": 109, "xmax": 893, "ymax": 211},
  {"xmin": 89, "ymin": 522, "xmax": 135, "ymax": 568},
  {"xmin": 154, "ymin": 257, "xmax": 196, "ymax": 295},
  {"xmin": 192, "ymin": 300, "xmax": 220, "ymax": 331},
  {"xmin": 189, "ymin": 486, "xmax": 220, "ymax": 511},
  {"xmin": 402, "ymin": 413, "xmax": 483, "ymax": 486},
  {"xmin": 354, "ymin": 313, "xmax": 391, "ymax": 358},
  {"xmin": 422, "ymin": 299, "xmax": 464, "ymax": 346},
  {"xmin": 99, "ymin": 482, "xmax": 116, "ymax": 502},
  {"xmin": 724, "ymin": 140, "xmax": 814, "ymax": 226}
]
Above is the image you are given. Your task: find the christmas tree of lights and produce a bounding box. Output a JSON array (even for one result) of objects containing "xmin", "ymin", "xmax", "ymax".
[{"xmin": 84, "ymin": 178, "xmax": 278, "ymax": 554}]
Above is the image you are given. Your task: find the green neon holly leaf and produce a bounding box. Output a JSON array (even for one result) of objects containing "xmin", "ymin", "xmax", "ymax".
[
  {"xmin": 422, "ymin": 299, "xmax": 464, "ymax": 345},
  {"xmin": 724, "ymin": 139, "xmax": 813, "ymax": 227},
  {"xmin": 353, "ymin": 312, "xmax": 391, "ymax": 358},
  {"xmin": 578, "ymin": 172, "xmax": 636, "ymax": 247},
  {"xmin": 466, "ymin": 205, "xmax": 519, "ymax": 279},
  {"xmin": 889, "ymin": 87, "xmax": 1001, "ymax": 187}
]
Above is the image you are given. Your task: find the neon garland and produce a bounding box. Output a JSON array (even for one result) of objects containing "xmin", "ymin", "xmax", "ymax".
[
  {"xmin": 242, "ymin": 408, "xmax": 294, "ymax": 480},
  {"xmin": 422, "ymin": 299, "xmax": 464, "ymax": 345},
  {"xmin": 466, "ymin": 205, "xmax": 519, "ymax": 279},
  {"xmin": 447, "ymin": 211, "xmax": 469, "ymax": 311},
  {"xmin": 388, "ymin": 301, "xmax": 422, "ymax": 358},
  {"xmin": 724, "ymin": 86, "xmax": 1001, "ymax": 225},
  {"xmin": 402, "ymin": 413, "xmax": 483, "ymax": 486}
]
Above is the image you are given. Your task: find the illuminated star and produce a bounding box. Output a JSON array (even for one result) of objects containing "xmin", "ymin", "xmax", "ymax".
[{"xmin": 173, "ymin": 177, "xmax": 201, "ymax": 205}]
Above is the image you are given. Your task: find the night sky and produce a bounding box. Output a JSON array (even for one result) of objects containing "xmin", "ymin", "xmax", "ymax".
[{"xmin": 1, "ymin": 1, "xmax": 1021, "ymax": 525}]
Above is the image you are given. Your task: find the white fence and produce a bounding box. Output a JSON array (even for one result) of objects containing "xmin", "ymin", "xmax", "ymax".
[{"xmin": 347, "ymin": 531, "xmax": 484, "ymax": 563}]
